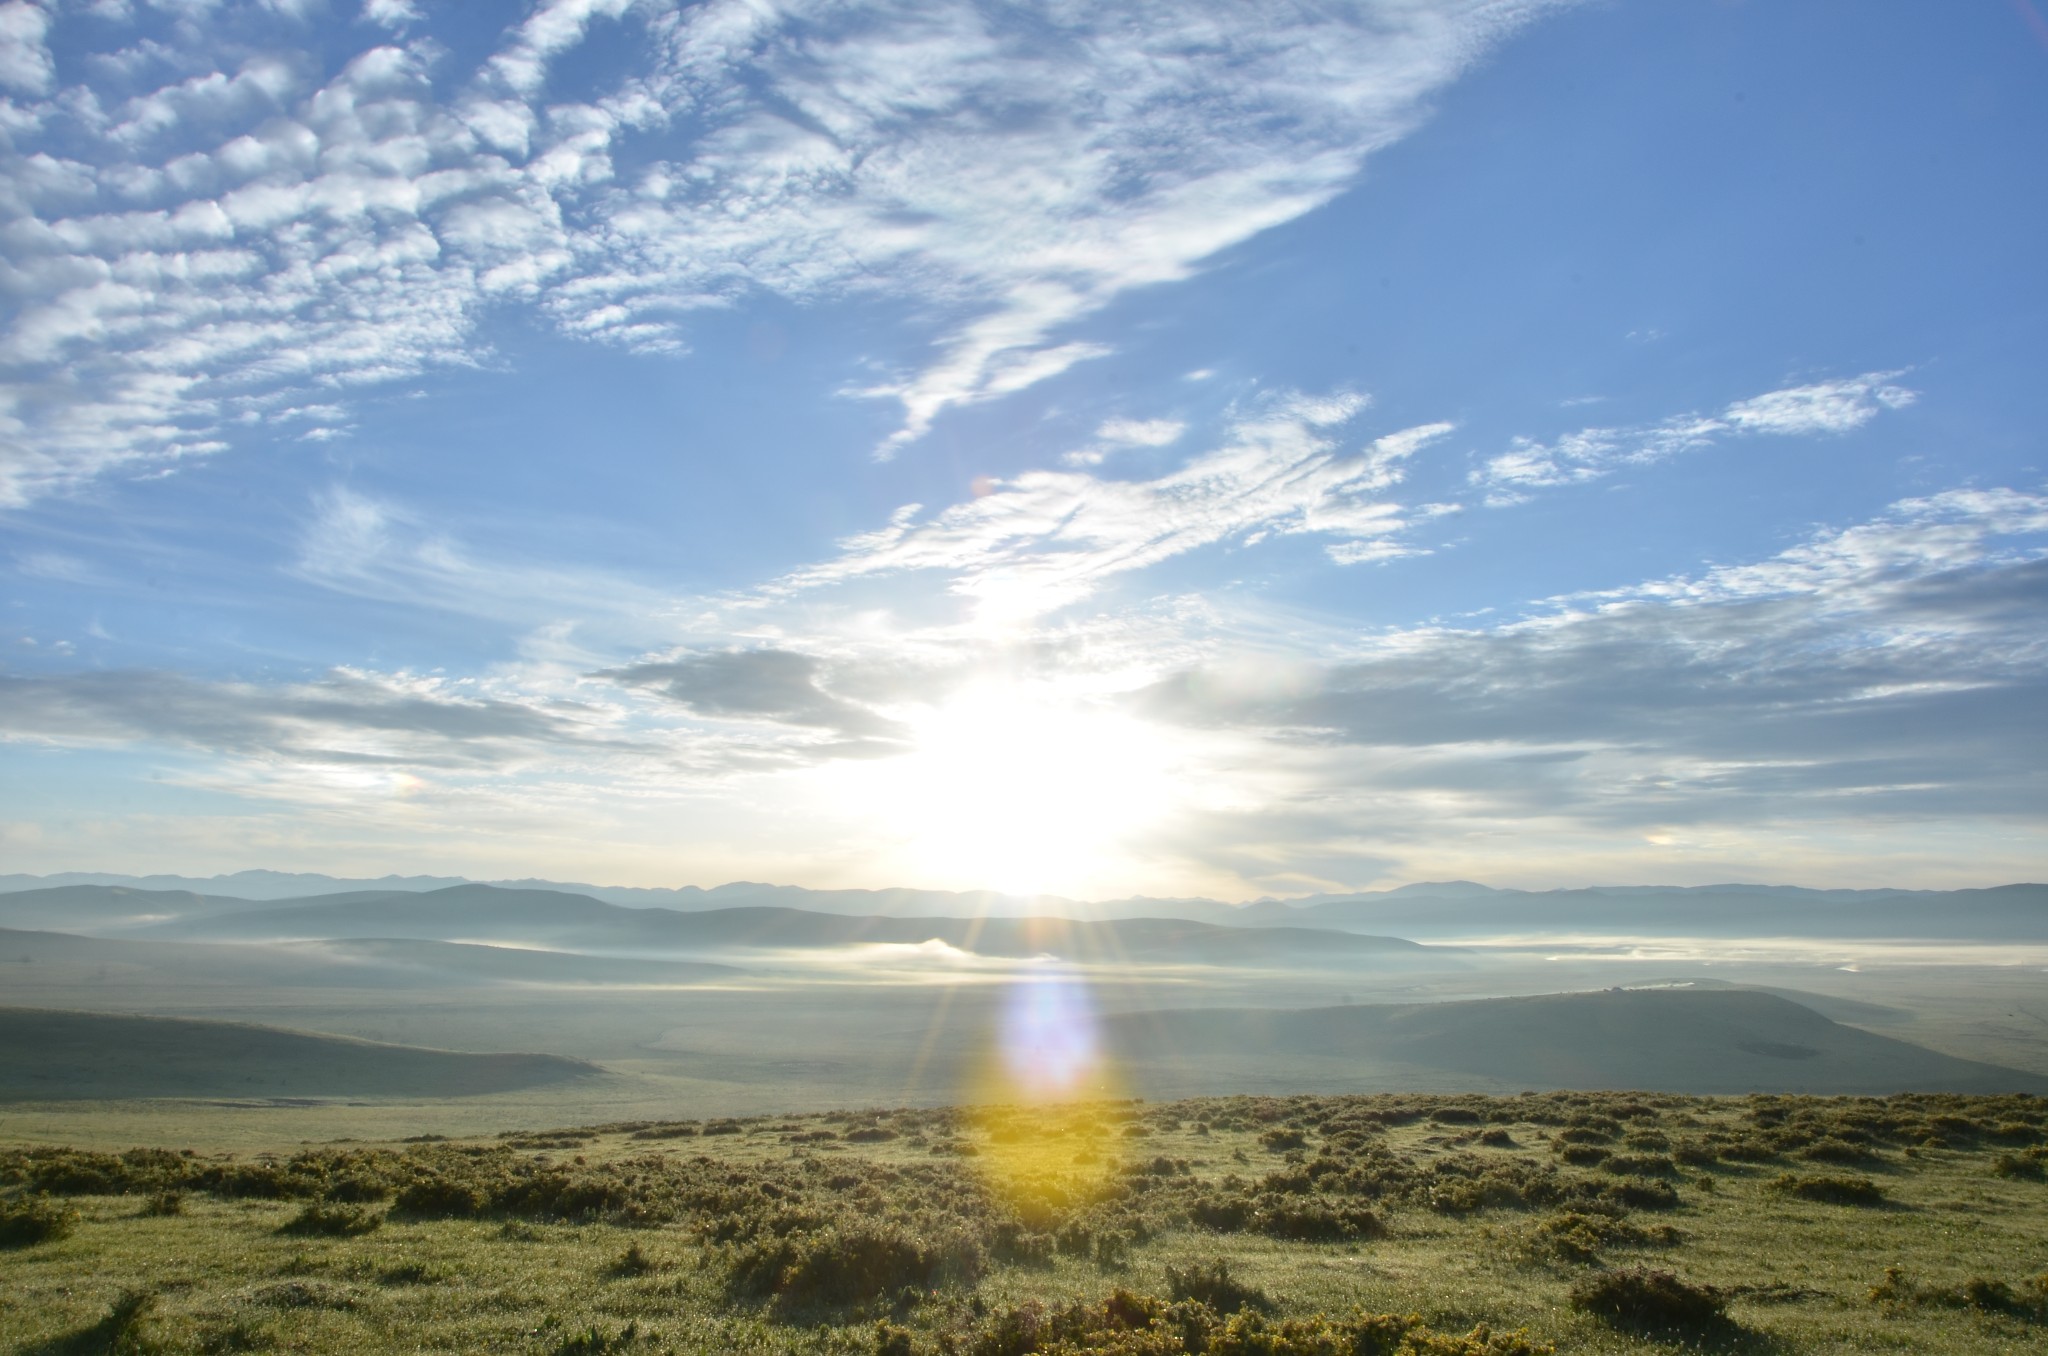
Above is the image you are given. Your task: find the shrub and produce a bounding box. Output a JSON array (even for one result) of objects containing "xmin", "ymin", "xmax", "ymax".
[
  {"xmin": 1569, "ymin": 1267, "xmax": 1730, "ymax": 1332},
  {"xmin": 1516, "ymin": 1211, "xmax": 1678, "ymax": 1265},
  {"xmin": 966, "ymin": 1289, "xmax": 1553, "ymax": 1356},
  {"xmin": 392, "ymin": 1176, "xmax": 489, "ymax": 1218},
  {"xmin": 1798, "ymin": 1138, "xmax": 1879, "ymax": 1165},
  {"xmin": 1991, "ymin": 1152, "xmax": 2046, "ymax": 1181},
  {"xmin": 1767, "ymin": 1173, "xmax": 1886, "ymax": 1206},
  {"xmin": 729, "ymin": 1223, "xmax": 984, "ymax": 1308},
  {"xmin": 1596, "ymin": 1177, "xmax": 1680, "ymax": 1211},
  {"xmin": 1164, "ymin": 1259, "xmax": 1273, "ymax": 1315},
  {"xmin": 139, "ymin": 1190, "xmax": 186, "ymax": 1217},
  {"xmin": 607, "ymin": 1242, "xmax": 662, "ymax": 1277},
  {"xmin": 553, "ymin": 1321, "xmax": 643, "ymax": 1355},
  {"xmin": 1600, "ymin": 1154, "xmax": 1676, "ymax": 1178},
  {"xmin": 1259, "ymin": 1127, "xmax": 1308, "ymax": 1151},
  {"xmin": 278, "ymin": 1203, "xmax": 381, "ymax": 1237},
  {"xmin": 0, "ymin": 1193, "xmax": 77, "ymax": 1247},
  {"xmin": 1869, "ymin": 1266, "xmax": 2048, "ymax": 1317}
]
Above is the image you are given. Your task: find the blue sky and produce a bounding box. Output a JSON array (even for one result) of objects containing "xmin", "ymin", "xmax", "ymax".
[{"xmin": 1, "ymin": 0, "xmax": 2043, "ymax": 898}]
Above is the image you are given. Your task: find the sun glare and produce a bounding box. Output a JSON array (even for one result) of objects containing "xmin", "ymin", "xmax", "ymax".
[{"xmin": 863, "ymin": 683, "xmax": 1180, "ymax": 897}]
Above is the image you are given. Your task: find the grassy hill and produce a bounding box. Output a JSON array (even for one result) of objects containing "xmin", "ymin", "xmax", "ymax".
[
  {"xmin": 2, "ymin": 1089, "xmax": 2044, "ymax": 1356},
  {"xmin": 0, "ymin": 1008, "xmax": 602, "ymax": 1101},
  {"xmin": 1106, "ymin": 989, "xmax": 2048, "ymax": 1095}
]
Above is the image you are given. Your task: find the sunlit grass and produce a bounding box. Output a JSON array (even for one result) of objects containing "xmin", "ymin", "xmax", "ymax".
[{"xmin": 2, "ymin": 1092, "xmax": 2043, "ymax": 1354}]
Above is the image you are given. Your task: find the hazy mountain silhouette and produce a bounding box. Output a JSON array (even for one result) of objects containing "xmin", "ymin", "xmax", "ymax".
[
  {"xmin": 1106, "ymin": 988, "xmax": 2047, "ymax": 1095},
  {"xmin": 5, "ymin": 872, "xmax": 2038, "ymax": 939},
  {"xmin": 113, "ymin": 885, "xmax": 1431, "ymax": 964},
  {"xmin": 0, "ymin": 924, "xmax": 741, "ymax": 989},
  {"xmin": 0, "ymin": 1007, "xmax": 600, "ymax": 1100}
]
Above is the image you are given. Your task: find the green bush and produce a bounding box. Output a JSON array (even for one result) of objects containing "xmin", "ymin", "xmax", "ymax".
[
  {"xmin": 729, "ymin": 1222, "xmax": 985, "ymax": 1308},
  {"xmin": 1870, "ymin": 1266, "xmax": 2048, "ymax": 1317},
  {"xmin": 0, "ymin": 1192, "xmax": 77, "ymax": 1247},
  {"xmin": 278, "ymin": 1203, "xmax": 382, "ymax": 1237},
  {"xmin": 1163, "ymin": 1259, "xmax": 1273, "ymax": 1315},
  {"xmin": 966, "ymin": 1289, "xmax": 1553, "ymax": 1356},
  {"xmin": 1991, "ymin": 1152, "xmax": 2045, "ymax": 1181},
  {"xmin": 1569, "ymin": 1266, "xmax": 1730, "ymax": 1332},
  {"xmin": 1767, "ymin": 1173, "xmax": 1886, "ymax": 1206}
]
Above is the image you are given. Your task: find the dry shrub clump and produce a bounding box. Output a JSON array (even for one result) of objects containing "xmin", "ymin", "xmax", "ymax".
[
  {"xmin": 1568, "ymin": 1266, "xmax": 1730, "ymax": 1333},
  {"xmin": 0, "ymin": 1192, "xmax": 78, "ymax": 1247},
  {"xmin": 1163, "ymin": 1259, "xmax": 1274, "ymax": 1315},
  {"xmin": 1765, "ymin": 1172, "xmax": 1886, "ymax": 1206},
  {"xmin": 1869, "ymin": 1267, "xmax": 2048, "ymax": 1318},
  {"xmin": 1511, "ymin": 1210, "xmax": 1680, "ymax": 1266},
  {"xmin": 967, "ymin": 1289, "xmax": 1552, "ymax": 1356},
  {"xmin": 277, "ymin": 1202, "xmax": 382, "ymax": 1237}
]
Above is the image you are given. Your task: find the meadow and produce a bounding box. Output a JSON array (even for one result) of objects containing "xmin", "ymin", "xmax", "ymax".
[{"xmin": 3, "ymin": 1090, "xmax": 2043, "ymax": 1355}]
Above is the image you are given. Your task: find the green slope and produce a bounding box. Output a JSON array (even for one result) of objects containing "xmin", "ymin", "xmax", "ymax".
[
  {"xmin": 1105, "ymin": 988, "xmax": 2048, "ymax": 1095},
  {"xmin": 0, "ymin": 1007, "xmax": 603, "ymax": 1101}
]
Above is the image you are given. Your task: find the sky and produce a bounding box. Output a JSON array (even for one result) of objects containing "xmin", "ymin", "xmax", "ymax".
[{"xmin": 0, "ymin": 0, "xmax": 2044, "ymax": 901}]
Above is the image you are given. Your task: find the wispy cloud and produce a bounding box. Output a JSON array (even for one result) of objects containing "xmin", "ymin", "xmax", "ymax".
[
  {"xmin": 778, "ymin": 395, "xmax": 1454, "ymax": 621},
  {"xmin": 0, "ymin": 0, "xmax": 1571, "ymax": 503},
  {"xmin": 1471, "ymin": 371, "xmax": 1916, "ymax": 503},
  {"xmin": 1145, "ymin": 487, "xmax": 2048, "ymax": 847}
]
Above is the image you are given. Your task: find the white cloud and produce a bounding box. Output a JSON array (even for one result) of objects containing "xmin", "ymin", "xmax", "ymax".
[
  {"xmin": 1471, "ymin": 371, "xmax": 1916, "ymax": 502},
  {"xmin": 776, "ymin": 397, "xmax": 1464, "ymax": 620},
  {"xmin": 1721, "ymin": 371, "xmax": 1917, "ymax": 436},
  {"xmin": 1062, "ymin": 417, "xmax": 1187, "ymax": 467},
  {"xmin": 0, "ymin": 2, "xmax": 53, "ymax": 96},
  {"xmin": 0, "ymin": 0, "xmax": 1575, "ymax": 504},
  {"xmin": 360, "ymin": 0, "xmax": 420, "ymax": 30}
]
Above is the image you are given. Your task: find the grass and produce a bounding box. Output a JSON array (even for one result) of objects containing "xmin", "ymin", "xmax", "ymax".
[{"xmin": 1, "ymin": 1091, "xmax": 2044, "ymax": 1354}]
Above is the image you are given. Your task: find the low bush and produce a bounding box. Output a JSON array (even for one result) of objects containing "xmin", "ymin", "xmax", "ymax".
[
  {"xmin": 967, "ymin": 1289, "xmax": 1553, "ymax": 1356},
  {"xmin": 729, "ymin": 1222, "xmax": 985, "ymax": 1309},
  {"xmin": 1870, "ymin": 1266, "xmax": 2048, "ymax": 1317},
  {"xmin": 607, "ymin": 1242, "xmax": 663, "ymax": 1277},
  {"xmin": 139, "ymin": 1190, "xmax": 186, "ymax": 1217},
  {"xmin": 278, "ymin": 1202, "xmax": 382, "ymax": 1237},
  {"xmin": 1569, "ymin": 1266, "xmax": 1730, "ymax": 1332},
  {"xmin": 553, "ymin": 1321, "xmax": 645, "ymax": 1354},
  {"xmin": 1599, "ymin": 1154, "xmax": 1676, "ymax": 1178},
  {"xmin": 1991, "ymin": 1151, "xmax": 2046, "ymax": 1181},
  {"xmin": 1163, "ymin": 1259, "xmax": 1274, "ymax": 1315},
  {"xmin": 0, "ymin": 1193, "xmax": 77, "ymax": 1247},
  {"xmin": 1514, "ymin": 1211, "xmax": 1679, "ymax": 1265},
  {"xmin": 1798, "ymin": 1138, "xmax": 1881, "ymax": 1165},
  {"xmin": 1767, "ymin": 1173, "xmax": 1886, "ymax": 1206}
]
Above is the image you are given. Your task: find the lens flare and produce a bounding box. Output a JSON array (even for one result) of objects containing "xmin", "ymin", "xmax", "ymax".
[
  {"xmin": 999, "ymin": 966, "xmax": 1102, "ymax": 1100},
  {"xmin": 966, "ymin": 965, "xmax": 1128, "ymax": 1207}
]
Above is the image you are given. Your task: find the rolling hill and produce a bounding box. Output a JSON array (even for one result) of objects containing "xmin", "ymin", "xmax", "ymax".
[
  {"xmin": 0, "ymin": 1007, "xmax": 603, "ymax": 1101},
  {"xmin": 124, "ymin": 885, "xmax": 1435, "ymax": 965},
  {"xmin": 1104, "ymin": 988, "xmax": 2048, "ymax": 1095},
  {"xmin": 0, "ymin": 926, "xmax": 742, "ymax": 990}
]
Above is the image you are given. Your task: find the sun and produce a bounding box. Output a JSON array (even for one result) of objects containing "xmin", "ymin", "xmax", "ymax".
[{"xmin": 859, "ymin": 682, "xmax": 1180, "ymax": 897}]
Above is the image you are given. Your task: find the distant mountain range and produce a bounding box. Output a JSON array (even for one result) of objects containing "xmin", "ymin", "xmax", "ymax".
[
  {"xmin": 2, "ymin": 871, "xmax": 2041, "ymax": 940},
  {"xmin": 0, "ymin": 883, "xmax": 1432, "ymax": 967}
]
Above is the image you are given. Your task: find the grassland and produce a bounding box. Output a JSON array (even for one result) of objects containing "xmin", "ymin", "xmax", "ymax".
[{"xmin": 3, "ymin": 1091, "xmax": 2043, "ymax": 1355}]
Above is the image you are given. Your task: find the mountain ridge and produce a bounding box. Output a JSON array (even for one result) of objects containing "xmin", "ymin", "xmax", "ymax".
[{"xmin": 3, "ymin": 872, "xmax": 2040, "ymax": 939}]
